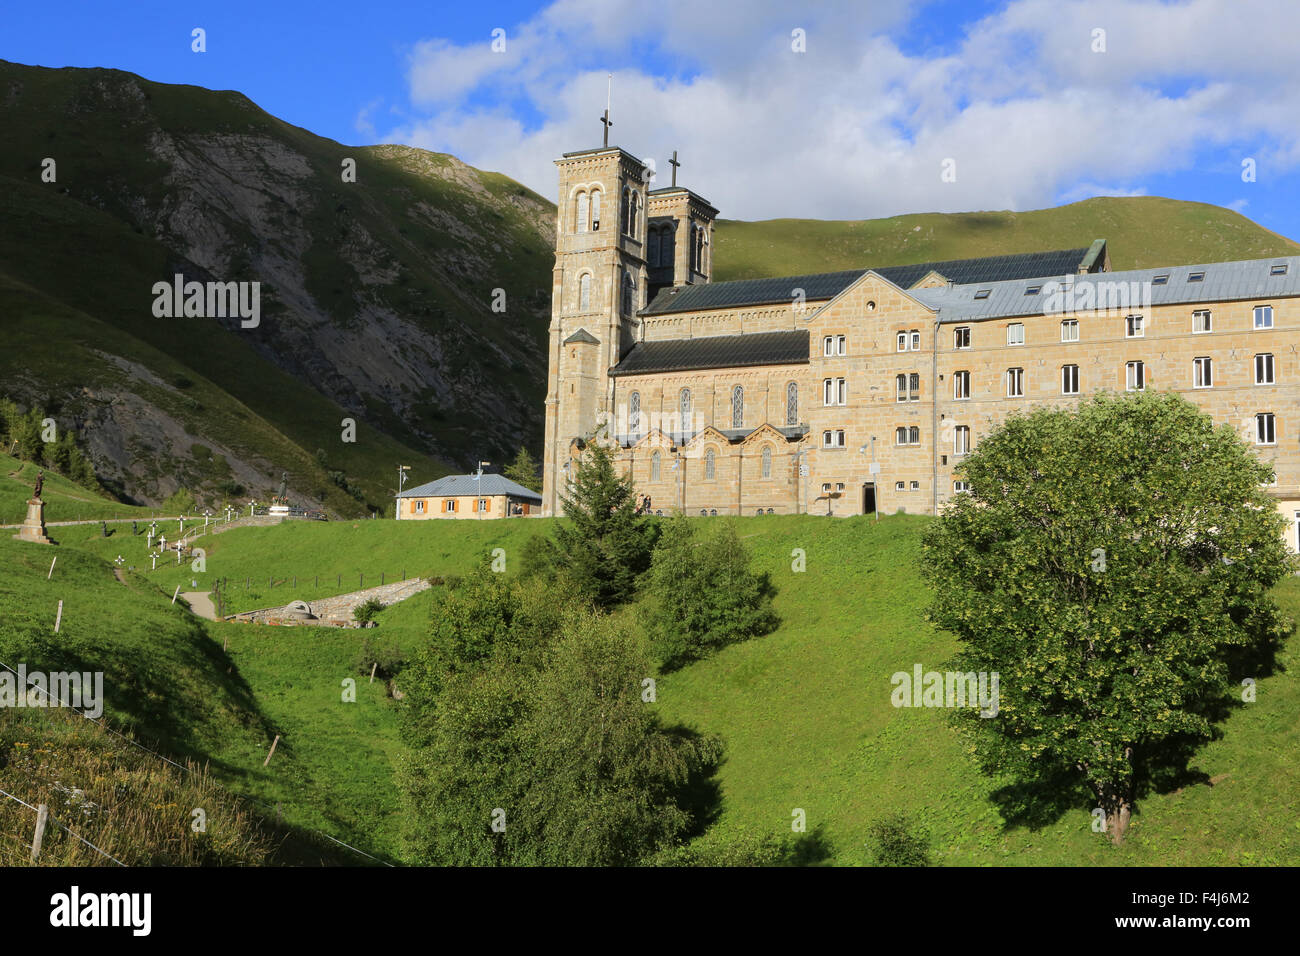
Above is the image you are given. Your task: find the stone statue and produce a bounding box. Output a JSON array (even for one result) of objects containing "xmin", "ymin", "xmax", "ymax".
[
  {"xmin": 32, "ymin": 470, "xmax": 44, "ymax": 500},
  {"xmin": 276, "ymin": 471, "xmax": 289, "ymax": 503}
]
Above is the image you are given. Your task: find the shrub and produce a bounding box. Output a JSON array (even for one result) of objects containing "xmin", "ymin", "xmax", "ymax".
[
  {"xmin": 353, "ymin": 598, "xmax": 384, "ymax": 623},
  {"xmin": 865, "ymin": 813, "xmax": 931, "ymax": 867}
]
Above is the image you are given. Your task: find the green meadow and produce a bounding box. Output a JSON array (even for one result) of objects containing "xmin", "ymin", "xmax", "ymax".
[{"xmin": 2, "ymin": 508, "xmax": 1297, "ymax": 865}]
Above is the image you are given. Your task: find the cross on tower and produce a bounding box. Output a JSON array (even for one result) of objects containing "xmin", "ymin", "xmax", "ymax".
[{"xmin": 669, "ymin": 150, "xmax": 680, "ymax": 187}]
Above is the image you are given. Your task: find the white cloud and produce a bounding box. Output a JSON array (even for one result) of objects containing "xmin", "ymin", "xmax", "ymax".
[{"xmin": 380, "ymin": 0, "xmax": 1300, "ymax": 220}]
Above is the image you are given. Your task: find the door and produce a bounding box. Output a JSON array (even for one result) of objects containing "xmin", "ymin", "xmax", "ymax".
[{"xmin": 863, "ymin": 482, "xmax": 876, "ymax": 515}]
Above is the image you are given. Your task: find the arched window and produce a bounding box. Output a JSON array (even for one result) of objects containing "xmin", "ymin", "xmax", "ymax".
[
  {"xmin": 705, "ymin": 448, "xmax": 716, "ymax": 480},
  {"xmin": 761, "ymin": 445, "xmax": 772, "ymax": 478},
  {"xmin": 786, "ymin": 382, "xmax": 798, "ymax": 425},
  {"xmin": 622, "ymin": 273, "xmax": 635, "ymax": 316},
  {"xmin": 621, "ymin": 188, "xmax": 631, "ymax": 236},
  {"xmin": 651, "ymin": 450, "xmax": 661, "ymax": 482},
  {"xmin": 628, "ymin": 391, "xmax": 640, "ymax": 436},
  {"xmin": 630, "ymin": 192, "xmax": 640, "ymax": 237},
  {"xmin": 660, "ymin": 228, "xmax": 673, "ymax": 268},
  {"xmin": 679, "ymin": 388, "xmax": 692, "ymax": 430},
  {"xmin": 579, "ymin": 273, "xmax": 591, "ymax": 311},
  {"xmin": 576, "ymin": 191, "xmax": 588, "ymax": 233},
  {"xmin": 647, "ymin": 227, "xmax": 659, "ymax": 266},
  {"xmin": 590, "ymin": 189, "xmax": 602, "ymax": 231},
  {"xmin": 689, "ymin": 225, "xmax": 699, "ymax": 272},
  {"xmin": 732, "ymin": 385, "xmax": 744, "ymax": 428}
]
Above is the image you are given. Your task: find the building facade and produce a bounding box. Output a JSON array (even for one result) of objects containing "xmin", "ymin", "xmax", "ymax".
[
  {"xmin": 396, "ymin": 473, "xmax": 542, "ymax": 519},
  {"xmin": 541, "ymin": 142, "xmax": 1300, "ymax": 552}
]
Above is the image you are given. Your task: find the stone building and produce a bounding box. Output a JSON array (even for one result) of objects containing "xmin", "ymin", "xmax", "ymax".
[{"xmin": 541, "ymin": 142, "xmax": 1300, "ymax": 553}]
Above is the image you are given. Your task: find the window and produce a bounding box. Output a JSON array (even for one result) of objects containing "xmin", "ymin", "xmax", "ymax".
[
  {"xmin": 732, "ymin": 386, "xmax": 744, "ymax": 428},
  {"xmin": 824, "ymin": 336, "xmax": 834, "ymax": 356},
  {"xmin": 896, "ymin": 332, "xmax": 907, "ymax": 352},
  {"xmin": 954, "ymin": 327, "xmax": 971, "ymax": 349},
  {"xmin": 651, "ymin": 450, "xmax": 661, "ymax": 482},
  {"xmin": 910, "ymin": 480, "xmax": 920, "ymax": 491},
  {"xmin": 896, "ymin": 374, "xmax": 919, "ymax": 403},
  {"xmin": 1193, "ymin": 356, "xmax": 1213, "ymax": 389},
  {"xmin": 1062, "ymin": 364, "xmax": 1079, "ymax": 395},
  {"xmin": 1061, "ymin": 318, "xmax": 1079, "ymax": 342},
  {"xmin": 1006, "ymin": 367, "xmax": 1025, "ymax": 397},
  {"xmin": 1255, "ymin": 305, "xmax": 1274, "ymax": 329},
  {"xmin": 476, "ymin": 499, "xmax": 488, "ymax": 513},
  {"xmin": 1255, "ymin": 353, "xmax": 1275, "ymax": 385},
  {"xmin": 954, "ymin": 480, "xmax": 971, "ymax": 493},
  {"xmin": 822, "ymin": 429, "xmax": 845, "ymax": 448},
  {"xmin": 621, "ymin": 273, "xmax": 635, "ymax": 316},
  {"xmin": 658, "ymin": 226, "xmax": 671, "ymax": 265},
  {"xmin": 954, "ymin": 370, "xmax": 970, "ymax": 400},
  {"xmin": 824, "ymin": 377, "xmax": 846, "ymax": 406},
  {"xmin": 1007, "ymin": 323, "xmax": 1024, "ymax": 346},
  {"xmin": 576, "ymin": 191, "xmax": 589, "ymax": 233},
  {"xmin": 1025, "ymin": 285, "xmax": 1041, "ymax": 295},
  {"xmin": 911, "ymin": 331, "xmax": 920, "ymax": 350},
  {"xmin": 1192, "ymin": 309, "xmax": 1212, "ymax": 333},
  {"xmin": 974, "ymin": 289, "xmax": 991, "ymax": 300},
  {"xmin": 1152, "ymin": 274, "xmax": 1169, "ymax": 285},
  {"xmin": 1271, "ymin": 263, "xmax": 1288, "ymax": 276},
  {"xmin": 629, "ymin": 391, "xmax": 641, "ymax": 435},
  {"xmin": 679, "ymin": 388, "xmax": 692, "ymax": 429},
  {"xmin": 590, "ymin": 189, "xmax": 601, "ymax": 230},
  {"xmin": 1125, "ymin": 313, "xmax": 1144, "ymax": 338},
  {"xmin": 761, "ymin": 446, "xmax": 772, "ymax": 478},
  {"xmin": 954, "ymin": 425, "xmax": 970, "ymax": 456},
  {"xmin": 647, "ymin": 227, "xmax": 659, "ymax": 266},
  {"xmin": 414, "ymin": 499, "xmax": 425, "ymax": 514},
  {"xmin": 704, "ymin": 448, "xmax": 716, "ymax": 479},
  {"xmin": 1256, "ymin": 412, "xmax": 1276, "ymax": 445},
  {"xmin": 895, "ymin": 426, "xmax": 920, "ymax": 446},
  {"xmin": 621, "ymin": 188, "xmax": 631, "ymax": 236},
  {"xmin": 836, "ymin": 335, "xmax": 846, "ymax": 355},
  {"xmin": 1188, "ymin": 271, "xmax": 1205, "ymax": 283},
  {"xmin": 579, "ymin": 273, "xmax": 591, "ymax": 311},
  {"xmin": 895, "ymin": 480, "xmax": 905, "ymax": 491},
  {"xmin": 1126, "ymin": 361, "xmax": 1145, "ymax": 391},
  {"xmin": 786, "ymin": 382, "xmax": 798, "ymax": 424},
  {"xmin": 445, "ymin": 499, "xmax": 457, "ymax": 513}
]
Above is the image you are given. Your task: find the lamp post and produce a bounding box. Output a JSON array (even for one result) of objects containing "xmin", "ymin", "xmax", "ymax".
[{"xmin": 396, "ymin": 465, "xmax": 410, "ymax": 520}]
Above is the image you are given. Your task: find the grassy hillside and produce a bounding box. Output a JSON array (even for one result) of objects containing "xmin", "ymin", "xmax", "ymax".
[
  {"xmin": 41, "ymin": 513, "xmax": 1298, "ymax": 865},
  {"xmin": 713, "ymin": 196, "xmax": 1300, "ymax": 280},
  {"xmin": 0, "ymin": 452, "xmax": 155, "ymax": 525}
]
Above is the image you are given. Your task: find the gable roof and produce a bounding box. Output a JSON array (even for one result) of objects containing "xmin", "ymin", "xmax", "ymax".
[
  {"xmin": 609, "ymin": 329, "xmax": 809, "ymax": 377},
  {"xmin": 910, "ymin": 254, "xmax": 1300, "ymax": 324},
  {"xmin": 563, "ymin": 328, "xmax": 600, "ymax": 345},
  {"xmin": 397, "ymin": 473, "xmax": 542, "ymax": 502},
  {"xmin": 640, "ymin": 246, "xmax": 1100, "ymax": 316}
]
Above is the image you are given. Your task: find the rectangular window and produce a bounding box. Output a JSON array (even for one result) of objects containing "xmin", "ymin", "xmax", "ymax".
[
  {"xmin": 836, "ymin": 335, "xmax": 846, "ymax": 355},
  {"xmin": 954, "ymin": 327, "xmax": 971, "ymax": 349},
  {"xmin": 1255, "ymin": 353, "xmax": 1275, "ymax": 385},
  {"xmin": 1007, "ymin": 323, "xmax": 1024, "ymax": 346},
  {"xmin": 1271, "ymin": 263, "xmax": 1288, "ymax": 276},
  {"xmin": 838, "ymin": 378, "xmax": 847, "ymax": 405},
  {"xmin": 824, "ymin": 378, "xmax": 833, "ymax": 406},
  {"xmin": 909, "ymin": 480, "xmax": 920, "ymax": 490},
  {"xmin": 823, "ymin": 336, "xmax": 834, "ymax": 356},
  {"xmin": 414, "ymin": 500, "xmax": 425, "ymax": 514},
  {"xmin": 1193, "ymin": 356, "xmax": 1213, "ymax": 388},
  {"xmin": 1062, "ymin": 364, "xmax": 1079, "ymax": 395},
  {"xmin": 954, "ymin": 425, "xmax": 970, "ymax": 456},
  {"xmin": 1192, "ymin": 309, "xmax": 1212, "ymax": 333},
  {"xmin": 1126, "ymin": 313, "xmax": 1144, "ymax": 338},
  {"xmin": 1152, "ymin": 274, "xmax": 1169, "ymax": 285},
  {"xmin": 895, "ymin": 426, "xmax": 920, "ymax": 446},
  {"xmin": 1255, "ymin": 305, "xmax": 1274, "ymax": 329},
  {"xmin": 1007, "ymin": 367, "xmax": 1024, "ymax": 397},
  {"xmin": 954, "ymin": 370, "xmax": 970, "ymax": 400},
  {"xmin": 1256, "ymin": 412, "xmax": 1276, "ymax": 445},
  {"xmin": 1188, "ymin": 271, "xmax": 1205, "ymax": 283},
  {"xmin": 446, "ymin": 499, "xmax": 457, "ymax": 512},
  {"xmin": 1126, "ymin": 361, "xmax": 1145, "ymax": 391},
  {"xmin": 1061, "ymin": 319, "xmax": 1079, "ymax": 342},
  {"xmin": 954, "ymin": 480, "xmax": 971, "ymax": 493},
  {"xmin": 822, "ymin": 430, "xmax": 845, "ymax": 448},
  {"xmin": 827, "ymin": 378, "xmax": 846, "ymax": 406},
  {"xmin": 910, "ymin": 330, "xmax": 921, "ymax": 351},
  {"xmin": 895, "ymin": 480, "xmax": 905, "ymax": 491},
  {"xmin": 476, "ymin": 498, "xmax": 488, "ymax": 512},
  {"xmin": 896, "ymin": 332, "xmax": 907, "ymax": 352},
  {"xmin": 974, "ymin": 289, "xmax": 991, "ymax": 300}
]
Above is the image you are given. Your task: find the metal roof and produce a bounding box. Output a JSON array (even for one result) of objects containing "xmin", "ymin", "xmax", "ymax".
[
  {"xmin": 397, "ymin": 474, "xmax": 542, "ymax": 502},
  {"xmin": 609, "ymin": 329, "xmax": 809, "ymax": 377},
  {"xmin": 641, "ymin": 247, "xmax": 1097, "ymax": 316},
  {"xmin": 910, "ymin": 254, "xmax": 1300, "ymax": 324}
]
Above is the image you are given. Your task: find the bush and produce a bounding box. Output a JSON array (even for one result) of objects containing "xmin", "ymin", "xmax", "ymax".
[
  {"xmin": 353, "ymin": 598, "xmax": 384, "ymax": 623},
  {"xmin": 355, "ymin": 635, "xmax": 405, "ymax": 680},
  {"xmin": 865, "ymin": 813, "xmax": 931, "ymax": 866},
  {"xmin": 646, "ymin": 518, "xmax": 778, "ymax": 669},
  {"xmin": 162, "ymin": 487, "xmax": 196, "ymax": 513}
]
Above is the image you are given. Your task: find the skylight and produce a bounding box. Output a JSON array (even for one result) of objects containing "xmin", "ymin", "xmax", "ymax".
[
  {"xmin": 1024, "ymin": 285, "xmax": 1041, "ymax": 295},
  {"xmin": 1271, "ymin": 263, "xmax": 1288, "ymax": 276},
  {"xmin": 1152, "ymin": 274, "xmax": 1169, "ymax": 285},
  {"xmin": 1188, "ymin": 272, "xmax": 1205, "ymax": 282},
  {"xmin": 974, "ymin": 289, "xmax": 991, "ymax": 300}
]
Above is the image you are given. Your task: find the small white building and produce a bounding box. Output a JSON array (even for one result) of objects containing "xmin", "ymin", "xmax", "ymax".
[{"xmin": 395, "ymin": 473, "xmax": 542, "ymax": 519}]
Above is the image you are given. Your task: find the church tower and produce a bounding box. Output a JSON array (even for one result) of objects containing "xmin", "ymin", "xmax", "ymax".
[
  {"xmin": 542, "ymin": 144, "xmax": 652, "ymax": 515},
  {"xmin": 645, "ymin": 170, "xmax": 718, "ymax": 300}
]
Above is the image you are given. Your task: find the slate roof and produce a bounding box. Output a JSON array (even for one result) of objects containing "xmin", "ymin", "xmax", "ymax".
[
  {"xmin": 640, "ymin": 247, "xmax": 1099, "ymax": 316},
  {"xmin": 910, "ymin": 255, "xmax": 1300, "ymax": 324},
  {"xmin": 609, "ymin": 330, "xmax": 809, "ymax": 377},
  {"xmin": 397, "ymin": 474, "xmax": 542, "ymax": 502},
  {"xmin": 563, "ymin": 328, "xmax": 600, "ymax": 345}
]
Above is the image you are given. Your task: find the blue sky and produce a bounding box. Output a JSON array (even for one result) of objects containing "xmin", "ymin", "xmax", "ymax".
[{"xmin": 5, "ymin": 0, "xmax": 1300, "ymax": 238}]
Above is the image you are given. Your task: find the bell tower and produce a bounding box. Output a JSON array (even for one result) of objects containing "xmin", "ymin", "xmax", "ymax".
[
  {"xmin": 542, "ymin": 144, "xmax": 651, "ymax": 515},
  {"xmin": 645, "ymin": 151, "xmax": 718, "ymax": 300}
]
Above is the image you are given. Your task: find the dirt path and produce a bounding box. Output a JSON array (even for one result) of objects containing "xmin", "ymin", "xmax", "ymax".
[{"xmin": 181, "ymin": 591, "xmax": 218, "ymax": 620}]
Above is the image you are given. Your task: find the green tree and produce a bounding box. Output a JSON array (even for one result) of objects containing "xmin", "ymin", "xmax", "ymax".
[
  {"xmin": 552, "ymin": 441, "xmax": 655, "ymax": 609},
  {"xmin": 504, "ymin": 445, "xmax": 542, "ymax": 493},
  {"xmin": 646, "ymin": 517, "xmax": 778, "ymax": 669},
  {"xmin": 162, "ymin": 487, "xmax": 197, "ymax": 513},
  {"xmin": 921, "ymin": 392, "xmax": 1293, "ymax": 843}
]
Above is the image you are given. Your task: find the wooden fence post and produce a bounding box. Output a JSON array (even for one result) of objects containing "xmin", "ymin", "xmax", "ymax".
[
  {"xmin": 31, "ymin": 803, "xmax": 48, "ymax": 863},
  {"xmin": 369, "ymin": 662, "xmax": 377, "ymax": 684},
  {"xmin": 47, "ymin": 557, "xmax": 56, "ymax": 580},
  {"xmin": 54, "ymin": 600, "xmax": 63, "ymax": 633},
  {"xmin": 264, "ymin": 734, "xmax": 281, "ymax": 766}
]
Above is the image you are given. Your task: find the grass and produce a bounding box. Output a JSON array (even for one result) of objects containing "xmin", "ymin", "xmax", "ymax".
[
  {"xmin": 0, "ymin": 452, "xmax": 156, "ymax": 525},
  {"xmin": 4, "ymin": 509, "xmax": 1297, "ymax": 866}
]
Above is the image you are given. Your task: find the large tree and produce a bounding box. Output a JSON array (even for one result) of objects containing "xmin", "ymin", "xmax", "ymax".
[
  {"xmin": 503, "ymin": 445, "xmax": 542, "ymax": 493},
  {"xmin": 552, "ymin": 441, "xmax": 656, "ymax": 609},
  {"xmin": 922, "ymin": 392, "xmax": 1293, "ymax": 843}
]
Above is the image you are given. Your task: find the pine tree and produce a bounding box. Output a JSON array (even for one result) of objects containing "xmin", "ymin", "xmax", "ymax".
[
  {"xmin": 503, "ymin": 446, "xmax": 541, "ymax": 492},
  {"xmin": 552, "ymin": 441, "xmax": 655, "ymax": 609}
]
